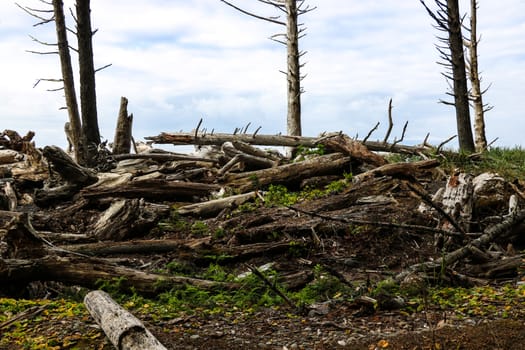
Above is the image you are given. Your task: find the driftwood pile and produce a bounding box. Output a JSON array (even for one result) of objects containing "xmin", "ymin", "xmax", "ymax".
[{"xmin": 1, "ymin": 128, "xmax": 525, "ymax": 298}]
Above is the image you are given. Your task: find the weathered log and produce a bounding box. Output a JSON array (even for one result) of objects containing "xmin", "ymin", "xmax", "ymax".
[
  {"xmin": 112, "ymin": 152, "xmax": 218, "ymax": 164},
  {"xmin": 223, "ymin": 153, "xmax": 352, "ymax": 192},
  {"xmin": 61, "ymin": 238, "xmax": 302, "ymax": 264},
  {"xmin": 146, "ymin": 131, "xmax": 319, "ymax": 148},
  {"xmin": 177, "ymin": 191, "xmax": 257, "ymax": 217},
  {"xmin": 222, "ymin": 142, "xmax": 276, "ymax": 169},
  {"xmin": 61, "ymin": 237, "xmax": 212, "ymax": 256},
  {"xmin": 84, "ymin": 290, "xmax": 168, "ymax": 350},
  {"xmin": 41, "ymin": 145, "xmax": 98, "ymax": 186},
  {"xmin": 146, "ymin": 131, "xmax": 430, "ymax": 155},
  {"xmin": 81, "ymin": 179, "xmax": 221, "ymax": 201},
  {"xmin": 353, "ymin": 159, "xmax": 440, "ymax": 183},
  {"xmin": 112, "ymin": 96, "xmax": 133, "ymax": 155},
  {"xmin": 34, "ymin": 183, "xmax": 81, "ymax": 207},
  {"xmin": 91, "ymin": 199, "xmax": 169, "ymax": 240},
  {"xmin": 0, "ymin": 255, "xmax": 238, "ymax": 294},
  {"xmin": 232, "ymin": 141, "xmax": 284, "ymax": 161},
  {"xmin": 34, "ymin": 146, "xmax": 98, "ymax": 206},
  {"xmin": 318, "ymin": 134, "xmax": 386, "ymax": 167},
  {"xmin": 0, "ymin": 150, "xmax": 23, "ymax": 165}
]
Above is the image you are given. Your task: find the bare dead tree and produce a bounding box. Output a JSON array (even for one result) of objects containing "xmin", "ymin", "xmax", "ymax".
[
  {"xmin": 75, "ymin": 0, "xmax": 101, "ymax": 166},
  {"xmin": 420, "ymin": 0, "xmax": 476, "ymax": 152},
  {"xmin": 17, "ymin": 0, "xmax": 84, "ymax": 163},
  {"xmin": 18, "ymin": 0, "xmax": 104, "ymax": 166},
  {"xmin": 219, "ymin": 0, "xmax": 315, "ymax": 137},
  {"xmin": 464, "ymin": 0, "xmax": 492, "ymax": 152}
]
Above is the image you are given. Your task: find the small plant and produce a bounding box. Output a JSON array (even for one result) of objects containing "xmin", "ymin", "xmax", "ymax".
[
  {"xmin": 325, "ymin": 179, "xmax": 347, "ymax": 193},
  {"xmin": 213, "ymin": 227, "xmax": 226, "ymax": 239},
  {"xmin": 166, "ymin": 260, "xmax": 194, "ymax": 276},
  {"xmin": 347, "ymin": 224, "xmax": 364, "ymax": 235},
  {"xmin": 287, "ymin": 241, "xmax": 307, "ymax": 257},
  {"xmin": 201, "ymin": 263, "xmax": 232, "ymax": 282},
  {"xmin": 265, "ymin": 184, "xmax": 299, "ymax": 206},
  {"xmin": 190, "ymin": 221, "xmax": 209, "ymax": 236},
  {"xmin": 96, "ymin": 276, "xmax": 128, "ymax": 294},
  {"xmin": 292, "ymin": 264, "xmax": 349, "ymax": 305},
  {"xmin": 236, "ymin": 201, "xmax": 258, "ymax": 213},
  {"xmin": 157, "ymin": 210, "xmax": 189, "ymax": 232}
]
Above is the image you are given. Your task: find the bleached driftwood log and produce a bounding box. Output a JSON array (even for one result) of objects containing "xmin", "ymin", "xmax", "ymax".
[
  {"xmin": 353, "ymin": 159, "xmax": 440, "ymax": 183},
  {"xmin": 91, "ymin": 199, "xmax": 169, "ymax": 240},
  {"xmin": 35, "ymin": 146, "xmax": 98, "ymax": 206},
  {"xmin": 223, "ymin": 153, "xmax": 352, "ymax": 192},
  {"xmin": 177, "ymin": 191, "xmax": 258, "ymax": 217},
  {"xmin": 82, "ymin": 178, "xmax": 220, "ymax": 201},
  {"xmin": 146, "ymin": 131, "xmax": 429, "ymax": 155},
  {"xmin": 318, "ymin": 134, "xmax": 387, "ymax": 167},
  {"xmin": 221, "ymin": 142, "xmax": 276, "ymax": 170},
  {"xmin": 0, "ymin": 150, "xmax": 23, "ymax": 165},
  {"xmin": 41, "ymin": 145, "xmax": 98, "ymax": 185},
  {"xmin": 0, "ymin": 255, "xmax": 237, "ymax": 294},
  {"xmin": 84, "ymin": 290, "xmax": 167, "ymax": 350}
]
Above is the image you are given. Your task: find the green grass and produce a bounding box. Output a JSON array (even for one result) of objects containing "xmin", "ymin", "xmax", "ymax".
[
  {"xmin": 436, "ymin": 147, "xmax": 525, "ymax": 179},
  {"xmin": 387, "ymin": 146, "xmax": 525, "ymax": 180}
]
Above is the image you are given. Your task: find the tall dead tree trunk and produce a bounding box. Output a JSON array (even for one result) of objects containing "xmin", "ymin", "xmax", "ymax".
[
  {"xmin": 76, "ymin": 0, "xmax": 101, "ymax": 166},
  {"xmin": 420, "ymin": 0, "xmax": 475, "ymax": 153},
  {"xmin": 53, "ymin": 0, "xmax": 84, "ymax": 164},
  {"xmin": 219, "ymin": 0, "xmax": 314, "ymax": 138},
  {"xmin": 285, "ymin": 0, "xmax": 301, "ymax": 137},
  {"xmin": 447, "ymin": 0, "xmax": 475, "ymax": 152},
  {"xmin": 466, "ymin": 0, "xmax": 490, "ymax": 152}
]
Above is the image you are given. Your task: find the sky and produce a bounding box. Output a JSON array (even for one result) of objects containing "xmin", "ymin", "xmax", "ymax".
[{"xmin": 1, "ymin": 0, "xmax": 524, "ymax": 151}]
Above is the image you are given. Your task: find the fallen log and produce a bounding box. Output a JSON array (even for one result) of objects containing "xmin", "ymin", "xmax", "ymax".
[
  {"xmin": 112, "ymin": 152, "xmax": 218, "ymax": 164},
  {"xmin": 0, "ymin": 255, "xmax": 238, "ymax": 294},
  {"xmin": 318, "ymin": 134, "xmax": 386, "ymax": 167},
  {"xmin": 353, "ymin": 159, "xmax": 440, "ymax": 183},
  {"xmin": 61, "ymin": 238, "xmax": 303, "ymax": 264},
  {"xmin": 223, "ymin": 153, "xmax": 352, "ymax": 192},
  {"xmin": 82, "ymin": 179, "xmax": 221, "ymax": 201},
  {"xmin": 0, "ymin": 150, "xmax": 23, "ymax": 165},
  {"xmin": 35, "ymin": 146, "xmax": 98, "ymax": 206},
  {"xmin": 41, "ymin": 145, "xmax": 98, "ymax": 186},
  {"xmin": 146, "ymin": 131, "xmax": 319, "ymax": 148},
  {"xmin": 61, "ymin": 237, "xmax": 212, "ymax": 256},
  {"xmin": 222, "ymin": 142, "xmax": 276, "ymax": 170},
  {"xmin": 91, "ymin": 199, "xmax": 169, "ymax": 240},
  {"xmin": 177, "ymin": 191, "xmax": 258, "ymax": 217},
  {"xmin": 146, "ymin": 131, "xmax": 430, "ymax": 155},
  {"xmin": 84, "ymin": 290, "xmax": 167, "ymax": 350}
]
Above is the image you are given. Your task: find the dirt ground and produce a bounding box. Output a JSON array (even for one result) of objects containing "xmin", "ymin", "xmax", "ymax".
[{"xmin": 2, "ymin": 292, "xmax": 525, "ymax": 350}]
